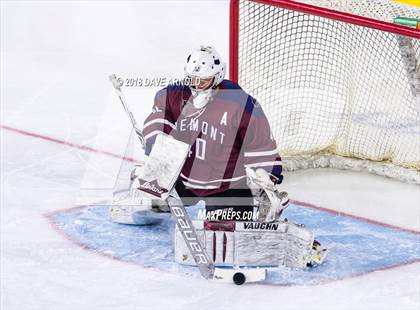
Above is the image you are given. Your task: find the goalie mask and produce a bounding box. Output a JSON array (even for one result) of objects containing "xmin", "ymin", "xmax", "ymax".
[{"xmin": 184, "ymin": 46, "xmax": 226, "ymax": 108}]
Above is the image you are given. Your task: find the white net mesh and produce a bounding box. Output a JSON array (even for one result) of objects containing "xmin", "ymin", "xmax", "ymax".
[
  {"xmin": 299, "ymin": 0, "xmax": 420, "ymax": 22},
  {"xmin": 235, "ymin": 0, "xmax": 420, "ymax": 183}
]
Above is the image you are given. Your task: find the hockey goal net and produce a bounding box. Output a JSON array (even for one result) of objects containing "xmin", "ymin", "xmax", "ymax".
[{"xmin": 230, "ymin": 0, "xmax": 420, "ymax": 183}]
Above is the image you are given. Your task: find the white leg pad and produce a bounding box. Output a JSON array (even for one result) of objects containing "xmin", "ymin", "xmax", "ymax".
[{"xmin": 175, "ymin": 220, "xmax": 315, "ymax": 268}]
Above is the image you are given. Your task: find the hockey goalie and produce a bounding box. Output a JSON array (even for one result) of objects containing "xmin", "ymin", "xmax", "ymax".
[{"xmin": 110, "ymin": 46, "xmax": 327, "ymax": 270}]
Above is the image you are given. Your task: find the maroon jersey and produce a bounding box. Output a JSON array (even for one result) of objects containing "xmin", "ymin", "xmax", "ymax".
[{"xmin": 142, "ymin": 80, "xmax": 282, "ymax": 196}]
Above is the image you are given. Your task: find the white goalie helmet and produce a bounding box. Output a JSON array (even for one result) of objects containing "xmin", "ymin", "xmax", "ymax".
[{"xmin": 184, "ymin": 45, "xmax": 226, "ymax": 90}]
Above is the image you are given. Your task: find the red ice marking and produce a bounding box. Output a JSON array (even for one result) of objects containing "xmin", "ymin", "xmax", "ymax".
[
  {"xmin": 1, "ymin": 124, "xmax": 143, "ymax": 164},
  {"xmin": 5, "ymin": 124, "xmax": 419, "ymax": 284},
  {"xmin": 4, "ymin": 123, "xmax": 417, "ymax": 236},
  {"xmin": 257, "ymin": 257, "xmax": 420, "ymax": 287},
  {"xmin": 310, "ymin": 257, "xmax": 420, "ymax": 287},
  {"xmin": 44, "ymin": 206, "xmax": 167, "ymax": 275},
  {"xmin": 45, "ymin": 203, "xmax": 420, "ymax": 287},
  {"xmin": 291, "ymin": 199, "xmax": 420, "ymax": 235}
]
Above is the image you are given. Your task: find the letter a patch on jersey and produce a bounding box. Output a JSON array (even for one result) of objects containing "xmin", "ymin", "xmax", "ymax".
[{"xmin": 220, "ymin": 112, "xmax": 228, "ymax": 126}]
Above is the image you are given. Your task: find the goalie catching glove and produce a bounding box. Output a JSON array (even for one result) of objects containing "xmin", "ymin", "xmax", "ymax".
[{"xmin": 246, "ymin": 168, "xmax": 290, "ymax": 223}]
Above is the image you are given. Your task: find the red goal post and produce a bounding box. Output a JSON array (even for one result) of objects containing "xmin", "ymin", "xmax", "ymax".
[{"xmin": 229, "ymin": 0, "xmax": 420, "ymax": 183}]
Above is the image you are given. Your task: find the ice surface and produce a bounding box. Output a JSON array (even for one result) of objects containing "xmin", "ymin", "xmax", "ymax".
[
  {"xmin": 49, "ymin": 203, "xmax": 419, "ymax": 286},
  {"xmin": 1, "ymin": 1, "xmax": 419, "ymax": 309}
]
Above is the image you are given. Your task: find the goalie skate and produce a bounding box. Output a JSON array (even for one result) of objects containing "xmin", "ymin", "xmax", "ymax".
[
  {"xmin": 307, "ymin": 240, "xmax": 328, "ymax": 267},
  {"xmin": 109, "ymin": 189, "xmax": 167, "ymax": 225}
]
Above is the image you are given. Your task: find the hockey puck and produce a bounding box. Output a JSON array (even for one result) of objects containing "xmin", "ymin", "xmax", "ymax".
[{"xmin": 233, "ymin": 272, "xmax": 246, "ymax": 285}]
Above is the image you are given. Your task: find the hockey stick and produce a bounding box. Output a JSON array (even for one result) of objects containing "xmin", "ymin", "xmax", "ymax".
[
  {"xmin": 108, "ymin": 74, "xmax": 214, "ymax": 279},
  {"xmin": 108, "ymin": 74, "xmax": 266, "ymax": 284},
  {"xmin": 109, "ymin": 75, "xmax": 145, "ymax": 146}
]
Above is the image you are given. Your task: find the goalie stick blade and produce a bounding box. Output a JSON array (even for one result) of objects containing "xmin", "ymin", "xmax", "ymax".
[{"xmin": 212, "ymin": 268, "xmax": 267, "ymax": 285}]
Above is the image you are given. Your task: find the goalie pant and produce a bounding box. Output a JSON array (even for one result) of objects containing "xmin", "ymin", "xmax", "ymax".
[{"xmin": 174, "ymin": 179, "xmax": 255, "ymax": 222}]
